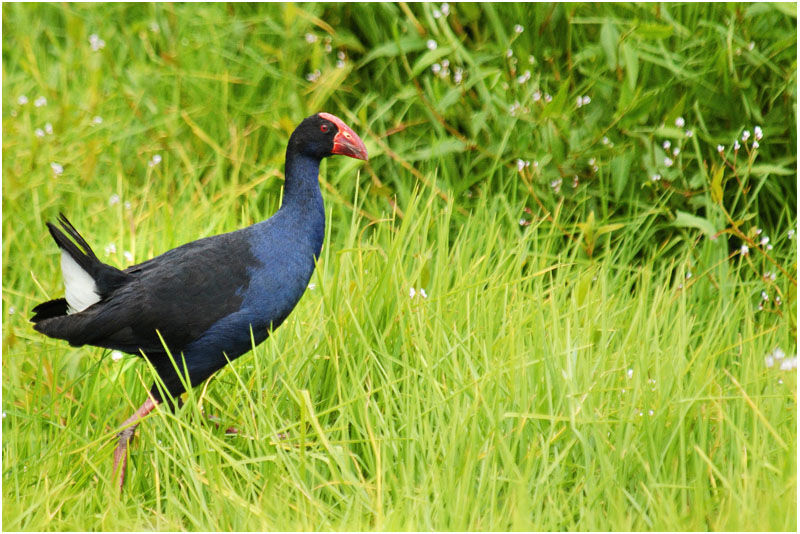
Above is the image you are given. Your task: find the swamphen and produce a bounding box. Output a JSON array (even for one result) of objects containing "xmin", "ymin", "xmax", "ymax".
[{"xmin": 30, "ymin": 112, "xmax": 368, "ymax": 489}]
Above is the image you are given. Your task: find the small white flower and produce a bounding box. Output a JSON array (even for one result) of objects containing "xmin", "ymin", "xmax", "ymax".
[
  {"xmin": 34, "ymin": 96, "xmax": 47, "ymax": 107},
  {"xmin": 760, "ymin": 236, "xmax": 769, "ymax": 246},
  {"xmin": 519, "ymin": 218, "xmax": 529, "ymax": 226},
  {"xmin": 336, "ymin": 59, "xmax": 345, "ymax": 69},
  {"xmin": 685, "ymin": 129, "xmax": 693, "ymax": 138},
  {"xmin": 426, "ymin": 39, "xmax": 437, "ymax": 50},
  {"xmin": 50, "ymin": 162, "xmax": 63, "ymax": 176},
  {"xmin": 686, "ymin": 271, "xmax": 692, "ymax": 279},
  {"xmin": 433, "ymin": 8, "xmax": 441, "ymax": 18},
  {"xmin": 663, "ymin": 157, "xmax": 674, "ymax": 167},
  {"xmin": 337, "ymin": 50, "xmax": 346, "ymax": 61},
  {"xmin": 441, "ymin": 59, "xmax": 449, "ymax": 69},
  {"xmin": 756, "ymin": 228, "xmax": 762, "ymax": 235},
  {"xmin": 752, "ymin": 140, "xmax": 759, "ymax": 149},
  {"xmin": 35, "ymin": 128, "xmax": 45, "ymax": 138},
  {"xmin": 1, "ymin": 412, "xmax": 5, "ymax": 419},
  {"xmin": 8, "ymin": 306, "xmax": 16, "ymax": 315},
  {"xmin": 44, "ymin": 122, "xmax": 53, "ymax": 135},
  {"xmin": 431, "ymin": 63, "xmax": 441, "ymax": 74},
  {"xmin": 453, "ymin": 67, "xmax": 463, "ymax": 84},
  {"xmin": 754, "ymin": 125, "xmax": 763, "ymax": 140},
  {"xmin": 765, "ymin": 354, "xmax": 775, "ymax": 367},
  {"xmin": 304, "ymin": 33, "xmax": 317, "ymax": 43},
  {"xmin": 544, "ymin": 93, "xmax": 552, "ymax": 103},
  {"xmin": 420, "ymin": 288, "xmax": 428, "ymax": 299},
  {"xmin": 516, "ymin": 159, "xmax": 526, "ymax": 172},
  {"xmin": 662, "ymin": 140, "xmax": 671, "ymax": 150},
  {"xmin": 576, "ymin": 96, "xmax": 583, "ymax": 108},
  {"xmin": 672, "ymin": 147, "xmax": 680, "ymax": 157},
  {"xmin": 324, "ymin": 43, "xmax": 332, "ymax": 53},
  {"xmin": 305, "ymin": 69, "xmax": 321, "ymax": 82},
  {"xmin": 440, "ymin": 3, "xmax": 449, "ymax": 16},
  {"xmin": 104, "ymin": 243, "xmax": 117, "ymax": 255},
  {"xmin": 588, "ymin": 158, "xmax": 596, "ymax": 166},
  {"xmin": 638, "ymin": 411, "xmax": 644, "ymax": 417},
  {"xmin": 773, "ymin": 348, "xmax": 786, "ymax": 360},
  {"xmin": 308, "ymin": 283, "xmax": 316, "ymax": 290},
  {"xmin": 124, "ymin": 201, "xmax": 131, "ymax": 210},
  {"xmin": 123, "ymin": 250, "xmax": 134, "ymax": 262},
  {"xmin": 409, "ymin": 287, "xmax": 416, "ymax": 298},
  {"xmin": 779, "ymin": 357, "xmax": 797, "ymax": 371},
  {"xmin": 627, "ymin": 368, "xmax": 634, "ymax": 379},
  {"xmin": 149, "ymin": 21, "xmax": 160, "ymax": 33},
  {"xmin": 528, "ymin": 55, "xmax": 535, "ymax": 64},
  {"xmin": 516, "ymin": 70, "xmax": 530, "ymax": 84},
  {"xmin": 89, "ymin": 34, "xmax": 105, "ymax": 51},
  {"xmin": 761, "ymin": 290, "xmax": 768, "ymax": 301},
  {"xmin": 550, "ymin": 178, "xmax": 562, "ymax": 193},
  {"xmin": 787, "ymin": 229, "xmax": 794, "ymax": 240},
  {"xmin": 572, "ymin": 175, "xmax": 579, "ymax": 188},
  {"xmin": 602, "ymin": 136, "xmax": 610, "ymax": 145},
  {"xmin": 747, "ymin": 41, "xmax": 755, "ymax": 51},
  {"xmin": 675, "ymin": 117, "xmax": 685, "ymax": 127},
  {"xmin": 109, "ymin": 194, "xmax": 120, "ymax": 206},
  {"xmin": 582, "ymin": 95, "xmax": 591, "ymax": 106},
  {"xmin": 741, "ymin": 130, "xmax": 750, "ymax": 141},
  {"xmin": 532, "ymin": 90, "xmax": 541, "ymax": 102},
  {"xmin": 505, "ymin": 49, "xmax": 513, "ymax": 58},
  {"xmin": 509, "ymin": 101, "xmax": 520, "ymax": 116},
  {"xmin": 740, "ymin": 244, "xmax": 749, "ymax": 256},
  {"xmin": 514, "ymin": 24, "xmax": 524, "ymax": 34},
  {"xmin": 650, "ymin": 173, "xmax": 661, "ymax": 182},
  {"xmin": 648, "ymin": 409, "xmax": 654, "ymax": 416},
  {"xmin": 734, "ymin": 140, "xmax": 740, "ymax": 151},
  {"xmin": 111, "ymin": 350, "xmax": 124, "ymax": 361},
  {"xmin": 717, "ymin": 144, "xmax": 724, "ymax": 153},
  {"xmin": 17, "ymin": 95, "xmax": 28, "ymax": 105},
  {"xmin": 148, "ymin": 154, "xmax": 162, "ymax": 167}
]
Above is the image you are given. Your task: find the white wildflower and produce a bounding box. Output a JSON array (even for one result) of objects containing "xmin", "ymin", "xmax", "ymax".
[
  {"xmin": 124, "ymin": 201, "xmax": 132, "ymax": 210},
  {"xmin": 426, "ymin": 39, "xmax": 437, "ymax": 50},
  {"xmin": 516, "ymin": 70, "xmax": 531, "ymax": 84},
  {"xmin": 787, "ymin": 229, "xmax": 794, "ymax": 240},
  {"xmin": 431, "ymin": 63, "xmax": 441, "ymax": 74},
  {"xmin": 50, "ymin": 162, "xmax": 63, "ymax": 176},
  {"xmin": 453, "ymin": 67, "xmax": 463, "ymax": 84},
  {"xmin": 761, "ymin": 290, "xmax": 768, "ymax": 301},
  {"xmin": 104, "ymin": 243, "xmax": 117, "ymax": 255},
  {"xmin": 742, "ymin": 130, "xmax": 750, "ymax": 141},
  {"xmin": 685, "ymin": 129, "xmax": 693, "ymax": 138},
  {"xmin": 760, "ymin": 236, "xmax": 769, "ymax": 247},
  {"xmin": 754, "ymin": 125, "xmax": 763, "ymax": 140},
  {"xmin": 752, "ymin": 140, "xmax": 759, "ymax": 149},
  {"xmin": 123, "ymin": 251, "xmax": 134, "ymax": 262},
  {"xmin": 89, "ymin": 34, "xmax": 105, "ymax": 51},
  {"xmin": 717, "ymin": 144, "xmax": 724, "ymax": 153},
  {"xmin": 505, "ymin": 49, "xmax": 513, "ymax": 58},
  {"xmin": 765, "ymin": 354, "xmax": 775, "ymax": 368},
  {"xmin": 779, "ymin": 357, "xmax": 797, "ymax": 371},
  {"xmin": 675, "ymin": 117, "xmax": 685, "ymax": 127},
  {"xmin": 664, "ymin": 157, "xmax": 674, "ymax": 167},
  {"xmin": 740, "ymin": 244, "xmax": 749, "ymax": 256},
  {"xmin": 35, "ymin": 128, "xmax": 45, "ymax": 138},
  {"xmin": 34, "ymin": 96, "xmax": 47, "ymax": 107},
  {"xmin": 648, "ymin": 409, "xmax": 654, "ymax": 416},
  {"xmin": 148, "ymin": 154, "xmax": 162, "ymax": 167},
  {"xmin": 336, "ymin": 59, "xmax": 345, "ymax": 68},
  {"xmin": 514, "ymin": 24, "xmax": 524, "ymax": 34},
  {"xmin": 17, "ymin": 95, "xmax": 28, "ymax": 105},
  {"xmin": 304, "ymin": 33, "xmax": 317, "ymax": 43},
  {"xmin": 550, "ymin": 178, "xmax": 562, "ymax": 193},
  {"xmin": 44, "ymin": 122, "xmax": 53, "ymax": 135},
  {"xmin": 734, "ymin": 140, "xmax": 740, "ymax": 151},
  {"xmin": 433, "ymin": 8, "xmax": 441, "ymax": 18},
  {"xmin": 409, "ymin": 287, "xmax": 416, "ymax": 298},
  {"xmin": 420, "ymin": 288, "xmax": 428, "ymax": 299},
  {"xmin": 650, "ymin": 173, "xmax": 661, "ymax": 182},
  {"xmin": 672, "ymin": 147, "xmax": 680, "ymax": 157},
  {"xmin": 109, "ymin": 194, "xmax": 120, "ymax": 206},
  {"xmin": 111, "ymin": 350, "xmax": 124, "ymax": 361},
  {"xmin": 747, "ymin": 41, "xmax": 755, "ymax": 51},
  {"xmin": 440, "ymin": 3, "xmax": 449, "ymax": 15},
  {"xmin": 308, "ymin": 283, "xmax": 316, "ymax": 290},
  {"xmin": 92, "ymin": 116, "xmax": 103, "ymax": 125},
  {"xmin": 627, "ymin": 369, "xmax": 634, "ymax": 379},
  {"xmin": 532, "ymin": 90, "xmax": 541, "ymax": 102},
  {"xmin": 662, "ymin": 140, "xmax": 671, "ymax": 150},
  {"xmin": 544, "ymin": 93, "xmax": 552, "ymax": 103},
  {"xmin": 516, "ymin": 159, "xmax": 527, "ymax": 172}
]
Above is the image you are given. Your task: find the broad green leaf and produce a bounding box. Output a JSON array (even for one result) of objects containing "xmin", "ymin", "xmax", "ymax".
[{"xmin": 673, "ymin": 210, "xmax": 717, "ymax": 238}]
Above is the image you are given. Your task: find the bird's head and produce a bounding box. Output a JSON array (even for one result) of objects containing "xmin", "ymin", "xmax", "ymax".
[{"xmin": 290, "ymin": 112, "xmax": 368, "ymax": 161}]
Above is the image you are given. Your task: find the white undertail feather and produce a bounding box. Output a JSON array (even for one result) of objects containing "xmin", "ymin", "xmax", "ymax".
[{"xmin": 60, "ymin": 250, "xmax": 100, "ymax": 314}]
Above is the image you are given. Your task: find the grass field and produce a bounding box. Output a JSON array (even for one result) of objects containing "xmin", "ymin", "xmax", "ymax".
[{"xmin": 2, "ymin": 3, "xmax": 797, "ymax": 531}]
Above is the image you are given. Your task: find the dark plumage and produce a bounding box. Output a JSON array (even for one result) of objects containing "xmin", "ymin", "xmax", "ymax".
[{"xmin": 31, "ymin": 112, "xmax": 368, "ymax": 489}]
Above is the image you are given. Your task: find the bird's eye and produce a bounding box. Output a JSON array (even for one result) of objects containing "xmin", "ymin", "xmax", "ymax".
[{"xmin": 320, "ymin": 124, "xmax": 329, "ymax": 133}]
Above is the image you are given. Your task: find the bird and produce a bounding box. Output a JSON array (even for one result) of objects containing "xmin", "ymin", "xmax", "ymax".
[{"xmin": 30, "ymin": 112, "xmax": 368, "ymax": 489}]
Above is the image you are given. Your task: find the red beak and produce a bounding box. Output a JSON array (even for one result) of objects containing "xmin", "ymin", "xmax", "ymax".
[{"xmin": 318, "ymin": 112, "xmax": 369, "ymax": 161}]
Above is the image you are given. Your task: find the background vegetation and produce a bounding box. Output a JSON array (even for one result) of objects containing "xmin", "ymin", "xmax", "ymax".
[{"xmin": 3, "ymin": 2, "xmax": 796, "ymax": 531}]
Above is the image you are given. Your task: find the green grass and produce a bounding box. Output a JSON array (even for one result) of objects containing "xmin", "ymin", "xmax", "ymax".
[{"xmin": 2, "ymin": 2, "xmax": 796, "ymax": 531}]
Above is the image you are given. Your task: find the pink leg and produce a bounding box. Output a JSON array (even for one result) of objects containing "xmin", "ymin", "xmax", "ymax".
[{"xmin": 112, "ymin": 397, "xmax": 158, "ymax": 491}]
